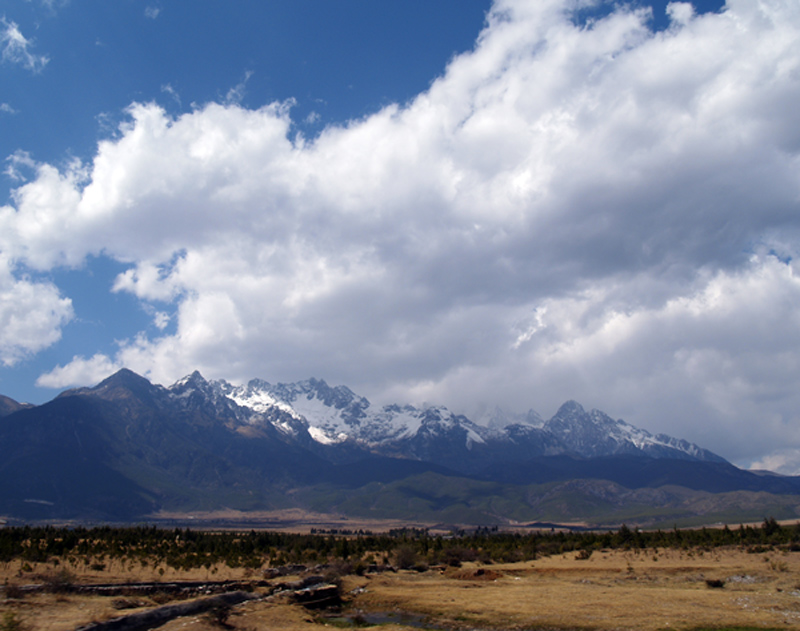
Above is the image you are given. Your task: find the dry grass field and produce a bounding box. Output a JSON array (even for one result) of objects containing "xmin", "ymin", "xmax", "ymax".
[
  {"xmin": 3, "ymin": 547, "xmax": 800, "ymax": 631},
  {"xmin": 146, "ymin": 508, "xmax": 434, "ymax": 533}
]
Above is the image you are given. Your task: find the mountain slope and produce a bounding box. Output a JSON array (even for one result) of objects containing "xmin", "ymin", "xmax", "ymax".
[
  {"xmin": 1, "ymin": 368, "xmax": 795, "ymax": 527},
  {"xmin": 478, "ymin": 454, "xmax": 800, "ymax": 495},
  {"xmin": 0, "ymin": 395, "xmax": 156, "ymax": 520},
  {"xmin": 207, "ymin": 377, "xmax": 726, "ymax": 469},
  {"xmin": 544, "ymin": 401, "xmax": 727, "ymax": 463},
  {"xmin": 0, "ymin": 370, "xmax": 336, "ymax": 519},
  {"xmin": 0, "ymin": 394, "xmax": 30, "ymax": 418}
]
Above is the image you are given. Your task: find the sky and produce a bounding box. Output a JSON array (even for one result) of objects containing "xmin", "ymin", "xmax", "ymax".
[{"xmin": 2, "ymin": 0, "xmax": 800, "ymax": 473}]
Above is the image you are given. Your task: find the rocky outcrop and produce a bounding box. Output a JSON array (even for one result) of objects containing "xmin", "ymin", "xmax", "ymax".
[{"xmin": 73, "ymin": 590, "xmax": 260, "ymax": 631}]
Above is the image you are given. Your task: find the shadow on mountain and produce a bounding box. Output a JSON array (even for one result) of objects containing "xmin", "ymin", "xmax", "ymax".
[
  {"xmin": 479, "ymin": 454, "xmax": 800, "ymax": 494},
  {"xmin": 2, "ymin": 368, "xmax": 800, "ymax": 525},
  {"xmin": 329, "ymin": 457, "xmax": 464, "ymax": 487}
]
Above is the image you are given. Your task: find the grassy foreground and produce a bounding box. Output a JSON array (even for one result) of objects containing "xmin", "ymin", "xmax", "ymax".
[{"xmin": 2, "ymin": 545, "xmax": 800, "ymax": 630}]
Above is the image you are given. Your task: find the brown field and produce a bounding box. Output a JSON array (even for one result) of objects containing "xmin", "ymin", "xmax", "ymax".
[
  {"xmin": 146, "ymin": 508, "xmax": 436, "ymax": 532},
  {"xmin": 3, "ymin": 546, "xmax": 800, "ymax": 630}
]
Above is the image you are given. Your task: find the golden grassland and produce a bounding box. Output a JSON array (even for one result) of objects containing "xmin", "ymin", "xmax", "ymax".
[
  {"xmin": 146, "ymin": 508, "xmax": 435, "ymax": 533},
  {"xmin": 3, "ymin": 546, "xmax": 800, "ymax": 631}
]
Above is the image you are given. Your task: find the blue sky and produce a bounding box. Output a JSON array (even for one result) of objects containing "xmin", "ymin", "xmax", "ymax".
[
  {"xmin": 3, "ymin": 2, "xmax": 494, "ymax": 162},
  {"xmin": 2, "ymin": 0, "xmax": 494, "ymax": 401},
  {"xmin": 5, "ymin": 0, "xmax": 800, "ymax": 473}
]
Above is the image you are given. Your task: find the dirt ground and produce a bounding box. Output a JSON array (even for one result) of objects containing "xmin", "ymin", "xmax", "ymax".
[{"xmin": 3, "ymin": 547, "xmax": 800, "ymax": 630}]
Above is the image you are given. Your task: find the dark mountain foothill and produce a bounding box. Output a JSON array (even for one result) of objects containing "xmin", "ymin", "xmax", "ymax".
[
  {"xmin": 0, "ymin": 368, "xmax": 797, "ymax": 527},
  {"xmin": 0, "ymin": 394, "xmax": 31, "ymax": 418}
]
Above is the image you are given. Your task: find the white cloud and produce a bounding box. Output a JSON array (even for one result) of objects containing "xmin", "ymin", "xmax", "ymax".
[
  {"xmin": 433, "ymin": 255, "xmax": 800, "ymax": 466},
  {"xmin": 3, "ymin": 0, "xmax": 800, "ymax": 468},
  {"xmin": 0, "ymin": 257, "xmax": 73, "ymax": 366},
  {"xmin": 144, "ymin": 6, "xmax": 160, "ymax": 20},
  {"xmin": 25, "ymin": 0, "xmax": 69, "ymax": 13},
  {"xmin": 749, "ymin": 450, "xmax": 800, "ymax": 476},
  {"xmin": 0, "ymin": 103, "xmax": 17, "ymax": 115},
  {"xmin": 1, "ymin": 17, "xmax": 49, "ymax": 73},
  {"xmin": 37, "ymin": 353, "xmax": 120, "ymax": 388},
  {"xmin": 152, "ymin": 311, "xmax": 170, "ymax": 330},
  {"xmin": 161, "ymin": 84, "xmax": 181, "ymax": 109},
  {"xmin": 666, "ymin": 2, "xmax": 695, "ymax": 26},
  {"xmin": 4, "ymin": 150, "xmax": 36, "ymax": 181},
  {"xmin": 224, "ymin": 71, "xmax": 253, "ymax": 106}
]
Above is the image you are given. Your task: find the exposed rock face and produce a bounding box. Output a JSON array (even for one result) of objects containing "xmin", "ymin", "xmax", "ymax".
[
  {"xmin": 4, "ymin": 368, "xmax": 785, "ymax": 526},
  {"xmin": 543, "ymin": 401, "xmax": 726, "ymax": 462},
  {"xmin": 161, "ymin": 373, "xmax": 726, "ymax": 466}
]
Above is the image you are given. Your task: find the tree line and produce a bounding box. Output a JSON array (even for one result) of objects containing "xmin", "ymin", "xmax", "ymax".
[{"xmin": 0, "ymin": 518, "xmax": 798, "ymax": 572}]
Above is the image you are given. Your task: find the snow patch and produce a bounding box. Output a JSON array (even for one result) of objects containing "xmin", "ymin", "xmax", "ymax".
[{"xmin": 308, "ymin": 426, "xmax": 347, "ymax": 444}]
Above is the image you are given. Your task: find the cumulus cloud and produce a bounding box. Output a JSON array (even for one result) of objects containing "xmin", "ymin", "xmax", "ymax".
[
  {"xmin": 1, "ymin": 17, "xmax": 49, "ymax": 72},
  {"xmin": 666, "ymin": 1, "xmax": 695, "ymax": 25},
  {"xmin": 152, "ymin": 310, "xmax": 171, "ymax": 330},
  {"xmin": 4, "ymin": 0, "xmax": 800, "ymax": 469},
  {"xmin": 0, "ymin": 257, "xmax": 73, "ymax": 366},
  {"xmin": 36, "ymin": 353, "xmax": 120, "ymax": 388},
  {"xmin": 416, "ymin": 255, "xmax": 800, "ymax": 464}
]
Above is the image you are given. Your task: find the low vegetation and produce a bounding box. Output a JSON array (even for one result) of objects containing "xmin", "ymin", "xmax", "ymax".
[
  {"xmin": 1, "ymin": 518, "xmax": 797, "ymax": 572},
  {"xmin": 1, "ymin": 518, "xmax": 800, "ymax": 630}
]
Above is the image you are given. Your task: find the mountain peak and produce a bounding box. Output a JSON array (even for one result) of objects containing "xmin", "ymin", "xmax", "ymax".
[
  {"xmin": 102, "ymin": 367, "xmax": 149, "ymax": 386},
  {"xmin": 90, "ymin": 368, "xmax": 157, "ymax": 399},
  {"xmin": 167, "ymin": 371, "xmax": 243, "ymax": 421},
  {"xmin": 172, "ymin": 370, "xmax": 209, "ymax": 388},
  {"xmin": 46, "ymin": 370, "xmax": 727, "ymax": 467},
  {"xmin": 555, "ymin": 400, "xmax": 586, "ymax": 416},
  {"xmin": 54, "ymin": 368, "xmax": 167, "ymax": 409},
  {"xmin": 0, "ymin": 394, "xmax": 31, "ymax": 417}
]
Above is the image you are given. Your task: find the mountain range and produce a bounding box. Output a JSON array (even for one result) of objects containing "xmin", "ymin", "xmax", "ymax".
[{"xmin": 1, "ymin": 368, "xmax": 798, "ymax": 528}]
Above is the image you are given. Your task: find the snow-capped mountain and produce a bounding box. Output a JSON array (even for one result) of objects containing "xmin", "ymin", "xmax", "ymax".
[
  {"xmin": 208, "ymin": 376, "xmax": 480, "ymax": 448},
  {"xmin": 158, "ymin": 372, "xmax": 727, "ymax": 468},
  {"xmin": 474, "ymin": 405, "xmax": 545, "ymax": 431},
  {"xmin": 4, "ymin": 368, "xmax": 799, "ymax": 526},
  {"xmin": 544, "ymin": 401, "xmax": 727, "ymax": 463}
]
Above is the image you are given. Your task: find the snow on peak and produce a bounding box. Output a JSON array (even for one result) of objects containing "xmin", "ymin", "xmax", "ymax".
[
  {"xmin": 163, "ymin": 372, "xmax": 723, "ymax": 463},
  {"xmin": 222, "ymin": 382, "xmax": 300, "ymax": 419},
  {"xmin": 203, "ymin": 376, "xmax": 481, "ymax": 447}
]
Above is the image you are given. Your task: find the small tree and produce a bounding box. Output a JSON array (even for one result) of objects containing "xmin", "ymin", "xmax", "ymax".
[{"xmin": 394, "ymin": 545, "xmax": 418, "ymax": 570}]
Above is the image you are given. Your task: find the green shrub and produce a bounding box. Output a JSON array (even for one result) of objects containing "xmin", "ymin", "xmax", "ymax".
[
  {"xmin": 43, "ymin": 569, "xmax": 75, "ymax": 594},
  {"xmin": 1, "ymin": 611, "xmax": 24, "ymax": 631},
  {"xmin": 393, "ymin": 545, "xmax": 418, "ymax": 570}
]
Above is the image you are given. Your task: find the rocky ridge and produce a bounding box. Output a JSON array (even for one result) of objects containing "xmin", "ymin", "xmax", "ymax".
[
  {"xmin": 161, "ymin": 371, "xmax": 727, "ymax": 465},
  {"xmin": 4, "ymin": 368, "xmax": 799, "ymax": 525}
]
